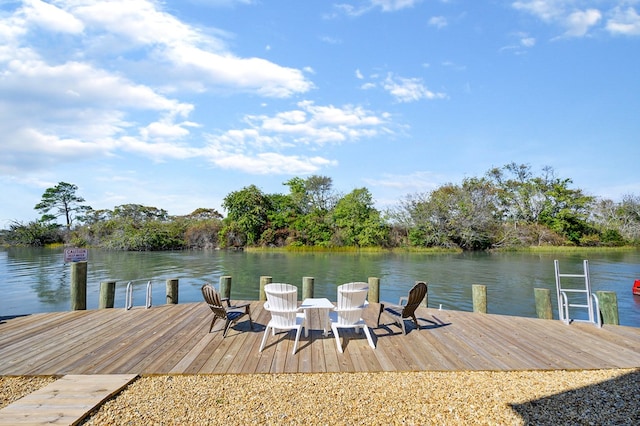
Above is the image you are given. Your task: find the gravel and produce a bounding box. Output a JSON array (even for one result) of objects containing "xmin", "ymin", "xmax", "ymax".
[{"xmin": 4, "ymin": 369, "xmax": 639, "ymax": 425}]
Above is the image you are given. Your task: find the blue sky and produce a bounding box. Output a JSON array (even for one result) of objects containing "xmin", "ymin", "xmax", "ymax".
[{"xmin": 1, "ymin": 0, "xmax": 639, "ymax": 227}]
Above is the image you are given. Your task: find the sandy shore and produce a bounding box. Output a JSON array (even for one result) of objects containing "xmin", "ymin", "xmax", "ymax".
[{"xmin": 6, "ymin": 369, "xmax": 637, "ymax": 425}]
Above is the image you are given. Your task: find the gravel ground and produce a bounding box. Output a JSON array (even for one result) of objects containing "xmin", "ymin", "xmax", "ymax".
[
  {"xmin": 0, "ymin": 376, "xmax": 58, "ymax": 409},
  {"xmin": 3, "ymin": 370, "xmax": 639, "ymax": 425}
]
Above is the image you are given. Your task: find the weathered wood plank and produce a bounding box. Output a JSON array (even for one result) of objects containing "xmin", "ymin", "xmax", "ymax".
[
  {"xmin": 0, "ymin": 374, "xmax": 136, "ymax": 426},
  {"xmin": 1, "ymin": 302, "xmax": 640, "ymax": 376}
]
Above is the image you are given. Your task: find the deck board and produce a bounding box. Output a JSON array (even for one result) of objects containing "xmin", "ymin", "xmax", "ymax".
[{"xmin": 1, "ymin": 302, "xmax": 640, "ymax": 376}]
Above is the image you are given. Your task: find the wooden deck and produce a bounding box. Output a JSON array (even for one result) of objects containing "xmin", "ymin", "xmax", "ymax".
[{"xmin": 1, "ymin": 301, "xmax": 639, "ymax": 376}]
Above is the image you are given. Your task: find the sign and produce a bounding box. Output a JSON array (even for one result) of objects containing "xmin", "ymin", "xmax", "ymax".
[{"xmin": 64, "ymin": 248, "xmax": 88, "ymax": 263}]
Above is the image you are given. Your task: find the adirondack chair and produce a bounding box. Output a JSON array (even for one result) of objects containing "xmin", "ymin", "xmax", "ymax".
[
  {"xmin": 201, "ymin": 284, "xmax": 253, "ymax": 337},
  {"xmin": 329, "ymin": 282, "xmax": 375, "ymax": 353},
  {"xmin": 377, "ymin": 281, "xmax": 428, "ymax": 334},
  {"xmin": 259, "ymin": 283, "xmax": 306, "ymax": 355}
]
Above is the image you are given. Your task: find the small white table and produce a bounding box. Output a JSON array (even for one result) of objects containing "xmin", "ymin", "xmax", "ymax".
[{"xmin": 300, "ymin": 298, "xmax": 334, "ymax": 337}]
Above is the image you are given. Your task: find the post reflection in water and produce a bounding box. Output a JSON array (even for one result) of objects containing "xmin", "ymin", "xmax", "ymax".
[{"xmin": 1, "ymin": 247, "xmax": 639, "ymax": 327}]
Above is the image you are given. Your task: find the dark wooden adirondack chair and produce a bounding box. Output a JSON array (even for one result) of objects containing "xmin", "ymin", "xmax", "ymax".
[
  {"xmin": 201, "ymin": 284, "xmax": 253, "ymax": 337},
  {"xmin": 377, "ymin": 281, "xmax": 428, "ymax": 334}
]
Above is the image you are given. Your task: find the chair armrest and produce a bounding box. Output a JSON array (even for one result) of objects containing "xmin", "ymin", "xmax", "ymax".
[{"xmin": 398, "ymin": 296, "xmax": 408, "ymax": 306}]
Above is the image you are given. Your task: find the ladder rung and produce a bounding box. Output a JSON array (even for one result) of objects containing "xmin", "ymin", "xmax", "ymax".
[
  {"xmin": 568, "ymin": 304, "xmax": 590, "ymax": 308},
  {"xmin": 558, "ymin": 274, "xmax": 586, "ymax": 278},
  {"xmin": 559, "ymin": 289, "xmax": 588, "ymax": 293}
]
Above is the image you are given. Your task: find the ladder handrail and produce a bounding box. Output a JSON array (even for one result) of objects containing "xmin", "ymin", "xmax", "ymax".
[
  {"xmin": 146, "ymin": 280, "xmax": 153, "ymax": 309},
  {"xmin": 124, "ymin": 280, "xmax": 153, "ymax": 310},
  {"xmin": 554, "ymin": 259, "xmax": 598, "ymax": 326},
  {"xmin": 125, "ymin": 281, "xmax": 133, "ymax": 310}
]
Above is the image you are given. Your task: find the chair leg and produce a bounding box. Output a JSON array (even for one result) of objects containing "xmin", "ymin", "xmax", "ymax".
[
  {"xmin": 331, "ymin": 324, "xmax": 343, "ymax": 353},
  {"xmin": 209, "ymin": 316, "xmax": 218, "ymax": 333},
  {"xmin": 223, "ymin": 319, "xmax": 234, "ymax": 337},
  {"xmin": 259, "ymin": 325, "xmax": 271, "ymax": 352},
  {"xmin": 377, "ymin": 304, "xmax": 385, "ymax": 326},
  {"xmin": 401, "ymin": 318, "xmax": 407, "ymax": 335},
  {"xmin": 363, "ymin": 326, "xmax": 375, "ymax": 349},
  {"xmin": 246, "ymin": 307, "xmax": 254, "ymax": 330},
  {"xmin": 292, "ymin": 327, "xmax": 303, "ymax": 355}
]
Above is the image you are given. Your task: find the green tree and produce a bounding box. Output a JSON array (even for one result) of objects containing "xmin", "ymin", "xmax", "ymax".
[
  {"xmin": 332, "ymin": 188, "xmax": 387, "ymax": 247},
  {"xmin": 221, "ymin": 185, "xmax": 270, "ymax": 246},
  {"xmin": 34, "ymin": 182, "xmax": 91, "ymax": 230}
]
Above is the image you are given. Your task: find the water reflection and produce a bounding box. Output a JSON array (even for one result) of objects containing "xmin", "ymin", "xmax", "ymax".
[{"xmin": 1, "ymin": 247, "xmax": 639, "ymax": 327}]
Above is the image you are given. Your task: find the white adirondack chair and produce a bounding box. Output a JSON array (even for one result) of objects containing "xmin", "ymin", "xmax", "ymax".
[
  {"xmin": 259, "ymin": 283, "xmax": 306, "ymax": 355},
  {"xmin": 329, "ymin": 282, "xmax": 376, "ymax": 353}
]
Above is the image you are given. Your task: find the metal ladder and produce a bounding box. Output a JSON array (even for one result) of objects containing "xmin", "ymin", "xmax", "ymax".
[
  {"xmin": 125, "ymin": 280, "xmax": 153, "ymax": 310},
  {"xmin": 554, "ymin": 259, "xmax": 601, "ymax": 327}
]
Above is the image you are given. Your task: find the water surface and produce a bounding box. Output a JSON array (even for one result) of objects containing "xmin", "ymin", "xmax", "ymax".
[{"xmin": 1, "ymin": 248, "xmax": 639, "ymax": 327}]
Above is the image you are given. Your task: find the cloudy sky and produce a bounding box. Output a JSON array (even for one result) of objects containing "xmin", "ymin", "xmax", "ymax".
[{"xmin": 1, "ymin": 0, "xmax": 639, "ymax": 226}]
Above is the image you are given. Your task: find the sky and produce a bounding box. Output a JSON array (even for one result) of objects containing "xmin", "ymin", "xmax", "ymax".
[{"xmin": 1, "ymin": 0, "xmax": 639, "ymax": 227}]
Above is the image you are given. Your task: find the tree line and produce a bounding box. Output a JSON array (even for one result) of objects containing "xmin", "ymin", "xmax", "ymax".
[{"xmin": 2, "ymin": 163, "xmax": 639, "ymax": 251}]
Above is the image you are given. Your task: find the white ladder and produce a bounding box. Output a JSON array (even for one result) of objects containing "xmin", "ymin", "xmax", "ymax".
[{"xmin": 554, "ymin": 259, "xmax": 601, "ymax": 327}]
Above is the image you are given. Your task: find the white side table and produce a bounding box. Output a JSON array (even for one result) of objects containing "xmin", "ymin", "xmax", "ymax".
[{"xmin": 300, "ymin": 298, "xmax": 334, "ymax": 337}]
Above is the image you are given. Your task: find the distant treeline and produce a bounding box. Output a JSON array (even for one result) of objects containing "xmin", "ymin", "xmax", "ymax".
[{"xmin": 2, "ymin": 163, "xmax": 639, "ymax": 251}]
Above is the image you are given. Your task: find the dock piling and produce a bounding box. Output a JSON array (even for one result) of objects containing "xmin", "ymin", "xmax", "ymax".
[
  {"xmin": 472, "ymin": 284, "xmax": 487, "ymax": 314},
  {"xmin": 70, "ymin": 261, "xmax": 87, "ymax": 311},
  {"xmin": 534, "ymin": 288, "xmax": 553, "ymax": 320},
  {"xmin": 98, "ymin": 281, "xmax": 116, "ymax": 309}
]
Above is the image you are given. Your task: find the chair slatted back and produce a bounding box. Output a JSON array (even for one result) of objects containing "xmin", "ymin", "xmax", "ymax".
[
  {"xmin": 264, "ymin": 283, "xmax": 299, "ymax": 328},
  {"xmin": 402, "ymin": 281, "xmax": 428, "ymax": 318},
  {"xmin": 335, "ymin": 283, "xmax": 369, "ymax": 326},
  {"xmin": 201, "ymin": 284, "xmax": 227, "ymax": 319}
]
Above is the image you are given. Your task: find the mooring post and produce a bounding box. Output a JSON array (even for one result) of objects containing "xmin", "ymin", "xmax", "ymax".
[
  {"xmin": 166, "ymin": 278, "xmax": 179, "ymax": 304},
  {"xmin": 596, "ymin": 291, "xmax": 619, "ymax": 325},
  {"xmin": 472, "ymin": 284, "xmax": 487, "ymax": 314},
  {"xmin": 302, "ymin": 276, "xmax": 314, "ymax": 299},
  {"xmin": 534, "ymin": 288, "xmax": 553, "ymax": 319},
  {"xmin": 70, "ymin": 261, "xmax": 87, "ymax": 311},
  {"xmin": 368, "ymin": 277, "xmax": 380, "ymax": 303},
  {"xmin": 259, "ymin": 276, "xmax": 272, "ymax": 301},
  {"xmin": 98, "ymin": 280, "xmax": 116, "ymax": 309},
  {"xmin": 220, "ymin": 276, "xmax": 232, "ymax": 299}
]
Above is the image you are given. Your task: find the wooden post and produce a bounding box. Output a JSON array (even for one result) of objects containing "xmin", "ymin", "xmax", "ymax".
[
  {"xmin": 70, "ymin": 261, "xmax": 87, "ymax": 311},
  {"xmin": 596, "ymin": 291, "xmax": 619, "ymax": 325},
  {"xmin": 534, "ymin": 288, "xmax": 553, "ymax": 319},
  {"xmin": 259, "ymin": 276, "xmax": 272, "ymax": 301},
  {"xmin": 302, "ymin": 277, "xmax": 314, "ymax": 300},
  {"xmin": 368, "ymin": 277, "xmax": 380, "ymax": 303},
  {"xmin": 220, "ymin": 276, "xmax": 232, "ymax": 299},
  {"xmin": 472, "ymin": 284, "xmax": 487, "ymax": 314},
  {"xmin": 98, "ymin": 280, "xmax": 116, "ymax": 309},
  {"xmin": 166, "ymin": 278, "xmax": 179, "ymax": 304}
]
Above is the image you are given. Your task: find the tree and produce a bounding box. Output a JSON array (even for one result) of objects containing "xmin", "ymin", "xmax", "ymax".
[
  {"xmin": 332, "ymin": 188, "xmax": 387, "ymax": 247},
  {"xmin": 221, "ymin": 185, "xmax": 270, "ymax": 246},
  {"xmin": 34, "ymin": 182, "xmax": 91, "ymax": 230}
]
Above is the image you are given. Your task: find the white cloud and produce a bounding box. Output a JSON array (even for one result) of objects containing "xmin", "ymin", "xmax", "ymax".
[
  {"xmin": 512, "ymin": 0, "xmax": 564, "ymax": 22},
  {"xmin": 22, "ymin": 0, "xmax": 84, "ymax": 34},
  {"xmin": 513, "ymin": 1, "xmax": 640, "ymax": 38},
  {"xmin": 382, "ymin": 74, "xmax": 447, "ymax": 103},
  {"xmin": 606, "ymin": 7, "xmax": 640, "ymax": 35},
  {"xmin": 371, "ymin": 0, "xmax": 420, "ymax": 12},
  {"xmin": 428, "ymin": 16, "xmax": 448, "ymax": 29},
  {"xmin": 334, "ymin": 0, "xmax": 420, "ymax": 16},
  {"xmin": 563, "ymin": 9, "xmax": 601, "ymax": 37},
  {"xmin": 0, "ymin": 0, "xmax": 318, "ymax": 180},
  {"xmin": 199, "ymin": 101, "xmax": 390, "ymax": 174}
]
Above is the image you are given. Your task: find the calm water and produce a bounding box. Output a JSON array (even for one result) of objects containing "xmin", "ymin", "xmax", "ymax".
[{"xmin": 1, "ymin": 247, "xmax": 639, "ymax": 327}]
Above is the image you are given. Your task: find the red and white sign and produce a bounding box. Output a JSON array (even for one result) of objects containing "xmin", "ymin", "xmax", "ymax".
[{"xmin": 64, "ymin": 248, "xmax": 88, "ymax": 263}]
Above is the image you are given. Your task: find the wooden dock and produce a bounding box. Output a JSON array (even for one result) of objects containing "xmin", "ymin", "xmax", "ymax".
[{"xmin": 1, "ymin": 301, "xmax": 639, "ymax": 376}]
